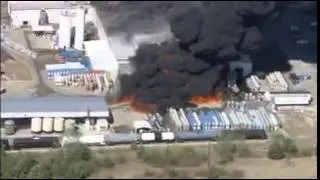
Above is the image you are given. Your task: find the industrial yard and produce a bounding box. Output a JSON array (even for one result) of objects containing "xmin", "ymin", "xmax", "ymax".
[{"xmin": 1, "ymin": 1, "xmax": 317, "ymax": 179}]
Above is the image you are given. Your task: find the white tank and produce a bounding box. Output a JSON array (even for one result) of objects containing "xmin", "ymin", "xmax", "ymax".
[
  {"xmin": 4, "ymin": 120, "xmax": 15, "ymax": 135},
  {"xmin": 74, "ymin": 7, "xmax": 85, "ymax": 50},
  {"xmin": 141, "ymin": 132, "xmax": 155, "ymax": 142},
  {"xmin": 31, "ymin": 118, "xmax": 42, "ymax": 133},
  {"xmin": 161, "ymin": 132, "xmax": 175, "ymax": 141},
  {"xmin": 42, "ymin": 117, "xmax": 54, "ymax": 133},
  {"xmin": 53, "ymin": 117, "xmax": 65, "ymax": 132},
  {"xmin": 58, "ymin": 10, "xmax": 74, "ymax": 49}
]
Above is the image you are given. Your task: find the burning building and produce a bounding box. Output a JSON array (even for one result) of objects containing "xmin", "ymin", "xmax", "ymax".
[{"xmin": 98, "ymin": 1, "xmax": 311, "ymax": 114}]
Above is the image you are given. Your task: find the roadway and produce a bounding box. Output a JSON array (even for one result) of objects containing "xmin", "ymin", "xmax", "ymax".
[{"xmin": 5, "ymin": 139, "xmax": 268, "ymax": 154}]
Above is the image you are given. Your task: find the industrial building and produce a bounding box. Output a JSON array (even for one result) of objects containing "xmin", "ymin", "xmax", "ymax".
[
  {"xmin": 229, "ymin": 55, "xmax": 253, "ymax": 78},
  {"xmin": 0, "ymin": 96, "xmax": 110, "ymax": 119},
  {"xmin": 8, "ymin": 1, "xmax": 79, "ymax": 28},
  {"xmin": 264, "ymin": 91, "xmax": 312, "ymax": 106},
  {"xmin": 83, "ymin": 40, "xmax": 119, "ymax": 83}
]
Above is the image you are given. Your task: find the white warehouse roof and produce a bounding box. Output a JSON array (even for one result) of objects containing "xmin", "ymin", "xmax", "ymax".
[
  {"xmin": 45, "ymin": 62, "xmax": 85, "ymax": 71},
  {"xmin": 108, "ymin": 36, "xmax": 137, "ymax": 60},
  {"xmin": 32, "ymin": 25, "xmax": 55, "ymax": 32},
  {"xmin": 1, "ymin": 96, "xmax": 109, "ymax": 119},
  {"xmin": 8, "ymin": 1, "xmax": 77, "ymax": 11},
  {"xmin": 83, "ymin": 40, "xmax": 119, "ymax": 82}
]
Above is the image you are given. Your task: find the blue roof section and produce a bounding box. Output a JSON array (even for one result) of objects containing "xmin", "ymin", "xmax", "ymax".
[{"xmin": 1, "ymin": 96, "xmax": 108, "ymax": 113}]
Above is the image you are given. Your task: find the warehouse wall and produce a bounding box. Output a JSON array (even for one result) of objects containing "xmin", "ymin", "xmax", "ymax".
[
  {"xmin": 85, "ymin": 7, "xmax": 108, "ymax": 41},
  {"xmin": 11, "ymin": 9, "xmax": 62, "ymax": 28}
]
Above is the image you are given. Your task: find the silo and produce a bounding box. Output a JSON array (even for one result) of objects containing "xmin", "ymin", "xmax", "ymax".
[
  {"xmin": 39, "ymin": 9, "xmax": 49, "ymax": 25},
  {"xmin": 31, "ymin": 118, "xmax": 42, "ymax": 133},
  {"xmin": 54, "ymin": 117, "xmax": 65, "ymax": 132},
  {"xmin": 42, "ymin": 118, "xmax": 54, "ymax": 133},
  {"xmin": 74, "ymin": 7, "xmax": 85, "ymax": 50},
  {"xmin": 4, "ymin": 120, "xmax": 15, "ymax": 135},
  {"xmin": 65, "ymin": 119, "xmax": 76, "ymax": 129},
  {"xmin": 58, "ymin": 10, "xmax": 73, "ymax": 49}
]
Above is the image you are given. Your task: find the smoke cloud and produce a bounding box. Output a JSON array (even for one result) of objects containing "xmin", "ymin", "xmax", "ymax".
[{"xmin": 92, "ymin": 1, "xmax": 316, "ymax": 113}]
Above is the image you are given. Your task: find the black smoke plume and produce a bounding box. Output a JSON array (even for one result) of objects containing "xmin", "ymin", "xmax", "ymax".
[{"xmin": 93, "ymin": 1, "xmax": 316, "ymax": 113}]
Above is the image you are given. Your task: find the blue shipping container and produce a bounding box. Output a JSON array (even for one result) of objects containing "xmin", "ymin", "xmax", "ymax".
[{"xmin": 186, "ymin": 111, "xmax": 197, "ymax": 131}]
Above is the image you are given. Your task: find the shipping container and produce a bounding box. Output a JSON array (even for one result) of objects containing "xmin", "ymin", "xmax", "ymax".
[
  {"xmin": 177, "ymin": 109, "xmax": 188, "ymax": 131},
  {"xmin": 140, "ymin": 132, "xmax": 156, "ymax": 142},
  {"xmin": 212, "ymin": 111, "xmax": 222, "ymax": 129},
  {"xmin": 208, "ymin": 111, "xmax": 218, "ymax": 129},
  {"xmin": 237, "ymin": 112, "xmax": 247, "ymax": 129},
  {"xmin": 104, "ymin": 133, "xmax": 138, "ymax": 145},
  {"xmin": 255, "ymin": 110, "xmax": 269, "ymax": 130},
  {"xmin": 268, "ymin": 113, "xmax": 280, "ymax": 131},
  {"xmin": 198, "ymin": 111, "xmax": 207, "ymax": 130},
  {"xmin": 204, "ymin": 111, "xmax": 212, "ymax": 130},
  {"xmin": 13, "ymin": 136, "xmax": 60, "ymax": 149},
  {"xmin": 161, "ymin": 132, "xmax": 175, "ymax": 142},
  {"xmin": 186, "ymin": 111, "xmax": 197, "ymax": 131},
  {"xmin": 79, "ymin": 134, "xmax": 105, "ymax": 146},
  {"xmin": 257, "ymin": 109, "xmax": 271, "ymax": 130},
  {"xmin": 227, "ymin": 111, "xmax": 237, "ymax": 129},
  {"xmin": 247, "ymin": 110, "xmax": 260, "ymax": 130},
  {"xmin": 192, "ymin": 112, "xmax": 201, "ymax": 130},
  {"xmin": 216, "ymin": 112, "xmax": 226, "ymax": 129},
  {"xmin": 175, "ymin": 130, "xmax": 221, "ymax": 142},
  {"xmin": 258, "ymin": 107, "xmax": 273, "ymax": 130},
  {"xmin": 170, "ymin": 108, "xmax": 182, "ymax": 131},
  {"xmin": 179, "ymin": 109, "xmax": 190, "ymax": 131},
  {"xmin": 220, "ymin": 112, "xmax": 230, "ymax": 129}
]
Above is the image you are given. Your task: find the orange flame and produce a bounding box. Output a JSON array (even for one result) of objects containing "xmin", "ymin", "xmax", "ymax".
[
  {"xmin": 112, "ymin": 96, "xmax": 156, "ymax": 113},
  {"xmin": 113, "ymin": 92, "xmax": 223, "ymax": 113},
  {"xmin": 190, "ymin": 92, "xmax": 223, "ymax": 105}
]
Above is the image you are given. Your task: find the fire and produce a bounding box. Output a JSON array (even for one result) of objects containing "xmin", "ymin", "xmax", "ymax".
[
  {"xmin": 190, "ymin": 92, "xmax": 223, "ymax": 105},
  {"xmin": 112, "ymin": 96, "xmax": 156, "ymax": 113},
  {"xmin": 112, "ymin": 96, "xmax": 134, "ymax": 104}
]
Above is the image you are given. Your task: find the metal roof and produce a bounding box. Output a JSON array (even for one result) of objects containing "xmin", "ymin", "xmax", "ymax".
[
  {"xmin": 108, "ymin": 35, "xmax": 137, "ymax": 60},
  {"xmin": 1, "ymin": 96, "xmax": 109, "ymax": 118},
  {"xmin": 83, "ymin": 40, "xmax": 119, "ymax": 81},
  {"xmin": 9, "ymin": 1, "xmax": 73, "ymax": 11}
]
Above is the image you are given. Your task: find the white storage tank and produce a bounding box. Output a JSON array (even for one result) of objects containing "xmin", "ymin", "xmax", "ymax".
[
  {"xmin": 140, "ymin": 132, "xmax": 156, "ymax": 142},
  {"xmin": 161, "ymin": 132, "xmax": 175, "ymax": 141},
  {"xmin": 54, "ymin": 117, "xmax": 65, "ymax": 132},
  {"xmin": 42, "ymin": 117, "xmax": 54, "ymax": 133},
  {"xmin": 4, "ymin": 120, "xmax": 16, "ymax": 135},
  {"xmin": 31, "ymin": 118, "xmax": 42, "ymax": 133}
]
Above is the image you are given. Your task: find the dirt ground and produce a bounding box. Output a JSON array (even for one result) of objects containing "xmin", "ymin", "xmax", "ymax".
[
  {"xmin": 88, "ymin": 147, "xmax": 317, "ymax": 179},
  {"xmin": 1, "ymin": 58, "xmax": 32, "ymax": 80}
]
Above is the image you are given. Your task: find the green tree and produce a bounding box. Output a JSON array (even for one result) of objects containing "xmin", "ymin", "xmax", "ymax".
[
  {"xmin": 12, "ymin": 154, "xmax": 38, "ymax": 178},
  {"xmin": 63, "ymin": 142, "xmax": 92, "ymax": 162},
  {"xmin": 65, "ymin": 160, "xmax": 94, "ymax": 179},
  {"xmin": 267, "ymin": 141, "xmax": 285, "ymax": 160}
]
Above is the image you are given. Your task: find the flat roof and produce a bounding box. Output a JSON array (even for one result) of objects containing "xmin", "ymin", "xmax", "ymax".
[
  {"xmin": 1, "ymin": 96, "xmax": 109, "ymax": 118},
  {"xmin": 108, "ymin": 35, "xmax": 137, "ymax": 60},
  {"xmin": 8, "ymin": 1, "xmax": 77, "ymax": 11},
  {"xmin": 83, "ymin": 40, "xmax": 119, "ymax": 81}
]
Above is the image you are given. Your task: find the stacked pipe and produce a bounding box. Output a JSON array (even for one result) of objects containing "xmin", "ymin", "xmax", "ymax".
[{"xmin": 266, "ymin": 72, "xmax": 288, "ymax": 92}]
